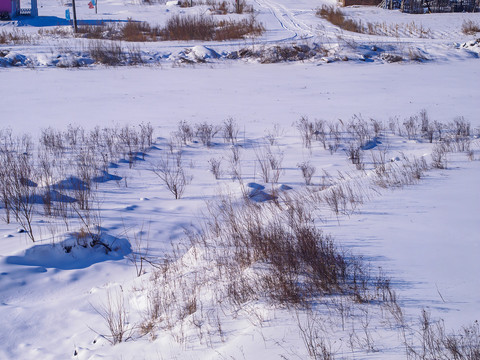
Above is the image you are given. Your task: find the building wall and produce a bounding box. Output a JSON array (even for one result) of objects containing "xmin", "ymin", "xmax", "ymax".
[
  {"xmin": 0, "ymin": 0, "xmax": 12, "ymax": 13},
  {"xmin": 342, "ymin": 0, "xmax": 383, "ymax": 5}
]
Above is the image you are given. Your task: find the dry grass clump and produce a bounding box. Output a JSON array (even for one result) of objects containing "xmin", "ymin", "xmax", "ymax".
[
  {"xmin": 215, "ymin": 16, "xmax": 264, "ymax": 40},
  {"xmin": 199, "ymin": 194, "xmax": 378, "ymax": 305},
  {"xmin": 317, "ymin": 6, "xmax": 432, "ymax": 38},
  {"xmin": 0, "ymin": 29, "xmax": 32, "ymax": 44},
  {"xmin": 38, "ymin": 27, "xmax": 72, "ymax": 38},
  {"xmin": 76, "ymin": 24, "xmax": 108, "ymax": 39},
  {"xmin": 162, "ymin": 14, "xmax": 263, "ymax": 41},
  {"xmin": 121, "ymin": 21, "xmax": 161, "ymax": 41},
  {"xmin": 161, "ymin": 15, "xmax": 216, "ymax": 40},
  {"xmin": 365, "ymin": 21, "xmax": 432, "ymax": 38},
  {"xmin": 316, "ymin": 5, "xmax": 363, "ymax": 33},
  {"xmin": 77, "ymin": 20, "xmax": 162, "ymax": 42},
  {"xmin": 74, "ymin": 16, "xmax": 263, "ymax": 42},
  {"xmin": 462, "ymin": 19, "xmax": 480, "ymax": 35},
  {"xmin": 88, "ymin": 41, "xmax": 126, "ymax": 65}
]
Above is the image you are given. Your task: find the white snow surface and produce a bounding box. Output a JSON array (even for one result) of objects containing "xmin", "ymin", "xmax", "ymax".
[{"xmin": 0, "ymin": 0, "xmax": 479, "ymax": 359}]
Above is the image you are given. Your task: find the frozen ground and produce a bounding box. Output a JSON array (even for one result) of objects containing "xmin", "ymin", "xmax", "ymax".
[
  {"xmin": 1, "ymin": 61, "xmax": 479, "ymax": 133},
  {"xmin": 1, "ymin": 0, "xmax": 479, "ymax": 359}
]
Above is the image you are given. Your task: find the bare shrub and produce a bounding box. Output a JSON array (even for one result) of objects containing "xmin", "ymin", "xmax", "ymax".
[
  {"xmin": 316, "ymin": 5, "xmax": 363, "ymax": 33},
  {"xmin": 222, "ymin": 117, "xmax": 239, "ymax": 144},
  {"xmin": 444, "ymin": 321, "xmax": 480, "ymax": 360},
  {"xmin": 88, "ymin": 41, "xmax": 126, "ymax": 66},
  {"xmin": 0, "ymin": 167, "xmax": 11, "ymax": 224},
  {"xmin": 431, "ymin": 143, "xmax": 448, "ymax": 169},
  {"xmin": 452, "ymin": 136, "xmax": 471, "ymax": 152},
  {"xmin": 453, "ymin": 116, "xmax": 471, "ymax": 137},
  {"xmin": 370, "ymin": 118, "xmax": 383, "ymax": 138},
  {"xmin": 125, "ymin": 223, "xmax": 151, "ymax": 277},
  {"xmin": 364, "ymin": 20, "xmax": 432, "ymax": 38},
  {"xmin": 267, "ymin": 147, "xmax": 283, "ymax": 184},
  {"xmin": 374, "ymin": 155, "xmax": 428, "ymax": 188},
  {"xmin": 207, "ymin": 0, "xmax": 230, "ymax": 14},
  {"xmin": 69, "ymin": 194, "xmax": 108, "ymax": 250},
  {"xmin": 121, "ymin": 20, "xmax": 161, "ymax": 41},
  {"xmin": 255, "ymin": 146, "xmax": 272, "ymax": 183},
  {"xmin": 93, "ymin": 288, "xmax": 132, "ymax": 345},
  {"xmin": 371, "ymin": 147, "xmax": 388, "ymax": 176},
  {"xmin": 208, "ymin": 157, "xmax": 222, "ymax": 179},
  {"xmin": 297, "ymin": 161, "xmax": 316, "ymax": 185},
  {"xmin": 76, "ymin": 20, "xmax": 162, "ymax": 42},
  {"xmin": 253, "ymin": 145, "xmax": 283, "ymax": 186},
  {"xmin": 76, "ymin": 24, "xmax": 107, "ymax": 39},
  {"xmin": 195, "ymin": 122, "xmax": 219, "ymax": 147},
  {"xmin": 265, "ymin": 123, "xmax": 282, "ymax": 145},
  {"xmin": 235, "ymin": 0, "xmax": 253, "ymax": 14},
  {"xmin": 40, "ymin": 127, "xmax": 65, "ymax": 156},
  {"xmin": 161, "ymin": 14, "xmax": 263, "ymax": 41},
  {"xmin": 0, "ymin": 139, "xmax": 38, "ymax": 241},
  {"xmin": 323, "ymin": 186, "xmax": 348, "ymax": 216},
  {"xmin": 151, "ymin": 152, "xmax": 190, "ymax": 199},
  {"xmin": 418, "ymin": 109, "xmax": 434, "ymax": 143},
  {"xmin": 403, "ymin": 115, "xmax": 419, "ymax": 140},
  {"xmin": 389, "ymin": 116, "xmax": 401, "ymax": 136},
  {"xmin": 297, "ymin": 310, "xmax": 335, "ymax": 360},
  {"xmin": 346, "ymin": 142, "xmax": 364, "ymax": 170},
  {"xmin": 118, "ymin": 125, "xmax": 141, "ymax": 167},
  {"xmin": 175, "ymin": 120, "xmax": 194, "ymax": 145},
  {"xmin": 328, "ymin": 123, "xmax": 342, "ymax": 154},
  {"xmin": 314, "ymin": 119, "xmax": 328, "ymax": 149},
  {"xmin": 462, "ymin": 19, "xmax": 480, "ymax": 35},
  {"xmin": 347, "ymin": 115, "xmax": 371, "ymax": 147},
  {"xmin": 214, "ymin": 15, "xmax": 264, "ymax": 41},
  {"xmin": 434, "ymin": 120, "xmax": 446, "ymax": 141},
  {"xmin": 163, "ymin": 15, "xmax": 215, "ymax": 40},
  {"xmin": 406, "ymin": 311, "xmax": 480, "ymax": 360},
  {"xmin": 296, "ymin": 116, "xmax": 315, "ymax": 149},
  {"xmin": 139, "ymin": 122, "xmax": 154, "ymax": 154},
  {"xmin": 467, "ymin": 150, "xmax": 474, "ymax": 161},
  {"xmin": 229, "ymin": 145, "xmax": 242, "ymax": 181},
  {"xmin": 0, "ymin": 29, "xmax": 32, "ymax": 44},
  {"xmin": 204, "ymin": 194, "xmax": 350, "ymax": 303},
  {"xmin": 126, "ymin": 45, "xmax": 144, "ymax": 65}
]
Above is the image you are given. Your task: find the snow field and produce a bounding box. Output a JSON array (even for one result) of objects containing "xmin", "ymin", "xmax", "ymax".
[
  {"xmin": 1, "ymin": 0, "xmax": 479, "ymax": 357},
  {"xmin": 0, "ymin": 99, "xmax": 478, "ymax": 358}
]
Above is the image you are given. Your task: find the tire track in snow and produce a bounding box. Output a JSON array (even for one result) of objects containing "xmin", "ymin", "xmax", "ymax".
[{"xmin": 253, "ymin": 0, "xmax": 316, "ymax": 42}]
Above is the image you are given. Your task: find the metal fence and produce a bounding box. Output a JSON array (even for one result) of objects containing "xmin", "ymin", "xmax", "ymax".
[
  {"xmin": 19, "ymin": 8, "xmax": 31, "ymax": 15},
  {"xmin": 380, "ymin": 0, "xmax": 478, "ymax": 12}
]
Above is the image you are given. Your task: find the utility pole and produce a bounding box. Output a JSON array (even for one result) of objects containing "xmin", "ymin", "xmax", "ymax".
[{"xmin": 72, "ymin": 0, "xmax": 78, "ymax": 33}]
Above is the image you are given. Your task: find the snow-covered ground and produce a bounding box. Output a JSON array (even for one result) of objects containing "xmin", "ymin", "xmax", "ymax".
[
  {"xmin": 0, "ymin": 0, "xmax": 479, "ymax": 66},
  {"xmin": 1, "ymin": 0, "xmax": 479, "ymax": 359}
]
